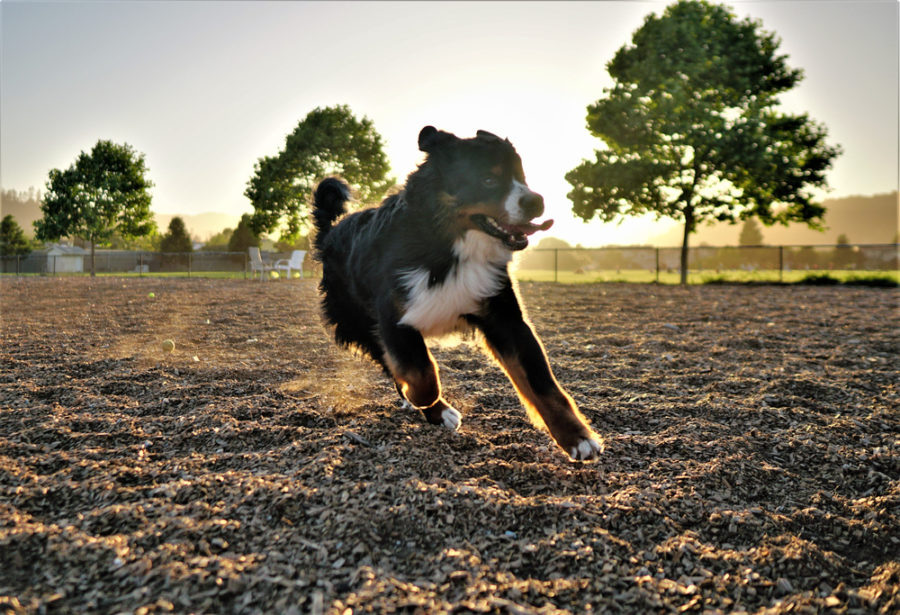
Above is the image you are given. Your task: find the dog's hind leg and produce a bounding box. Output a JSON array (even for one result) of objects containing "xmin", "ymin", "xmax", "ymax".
[{"xmin": 379, "ymin": 318, "xmax": 461, "ymax": 431}]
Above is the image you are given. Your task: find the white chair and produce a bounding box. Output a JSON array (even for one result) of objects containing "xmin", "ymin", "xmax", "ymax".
[
  {"xmin": 248, "ymin": 247, "xmax": 273, "ymax": 280},
  {"xmin": 274, "ymin": 250, "xmax": 307, "ymax": 279}
]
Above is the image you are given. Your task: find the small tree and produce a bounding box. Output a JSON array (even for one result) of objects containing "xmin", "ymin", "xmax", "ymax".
[
  {"xmin": 566, "ymin": 0, "xmax": 841, "ymax": 283},
  {"xmin": 228, "ymin": 214, "xmax": 260, "ymax": 253},
  {"xmin": 738, "ymin": 218, "xmax": 764, "ymax": 246},
  {"xmin": 245, "ymin": 105, "xmax": 394, "ymax": 240},
  {"xmin": 832, "ymin": 233, "xmax": 858, "ymax": 269},
  {"xmin": 203, "ymin": 227, "xmax": 234, "ymax": 251},
  {"xmin": 275, "ymin": 234, "xmax": 311, "ymax": 253},
  {"xmin": 0, "ymin": 215, "xmax": 32, "ymax": 256},
  {"xmin": 35, "ymin": 140, "xmax": 155, "ymax": 276},
  {"xmin": 159, "ymin": 217, "xmax": 193, "ymax": 253}
]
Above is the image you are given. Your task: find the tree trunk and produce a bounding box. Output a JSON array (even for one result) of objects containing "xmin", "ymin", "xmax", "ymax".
[
  {"xmin": 679, "ymin": 206, "xmax": 694, "ymax": 285},
  {"xmin": 90, "ymin": 239, "xmax": 96, "ymax": 277}
]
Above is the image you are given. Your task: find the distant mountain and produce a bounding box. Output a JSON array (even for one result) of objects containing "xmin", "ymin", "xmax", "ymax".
[{"xmin": 652, "ymin": 192, "xmax": 898, "ymax": 247}]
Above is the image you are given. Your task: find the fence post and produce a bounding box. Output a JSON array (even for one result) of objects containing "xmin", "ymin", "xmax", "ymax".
[
  {"xmin": 779, "ymin": 245, "xmax": 784, "ymax": 283},
  {"xmin": 554, "ymin": 249, "xmax": 558, "ymax": 283},
  {"xmin": 655, "ymin": 248, "xmax": 660, "ymax": 284},
  {"xmin": 139, "ymin": 252, "xmax": 144, "ymax": 277},
  {"xmin": 17, "ymin": 255, "xmax": 20, "ymax": 276},
  {"xmin": 188, "ymin": 252, "xmax": 192, "ymax": 278}
]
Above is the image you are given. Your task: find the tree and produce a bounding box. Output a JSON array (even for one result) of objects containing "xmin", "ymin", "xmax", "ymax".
[
  {"xmin": 202, "ymin": 227, "xmax": 234, "ymax": 251},
  {"xmin": 245, "ymin": 105, "xmax": 394, "ymax": 240},
  {"xmin": 159, "ymin": 217, "xmax": 193, "ymax": 253},
  {"xmin": 566, "ymin": 0, "xmax": 841, "ymax": 283},
  {"xmin": 35, "ymin": 139, "xmax": 155, "ymax": 276},
  {"xmin": 738, "ymin": 217, "xmax": 764, "ymax": 246},
  {"xmin": 832, "ymin": 233, "xmax": 858, "ymax": 269},
  {"xmin": 228, "ymin": 214, "xmax": 260, "ymax": 253},
  {"xmin": 0, "ymin": 215, "xmax": 32, "ymax": 256},
  {"xmin": 274, "ymin": 234, "xmax": 310, "ymax": 253}
]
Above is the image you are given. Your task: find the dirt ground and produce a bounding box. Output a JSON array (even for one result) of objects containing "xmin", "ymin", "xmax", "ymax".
[{"xmin": 1, "ymin": 277, "xmax": 897, "ymax": 615}]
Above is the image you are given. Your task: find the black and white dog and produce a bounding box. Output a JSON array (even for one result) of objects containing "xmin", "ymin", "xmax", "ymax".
[{"xmin": 312, "ymin": 126, "xmax": 602, "ymax": 460}]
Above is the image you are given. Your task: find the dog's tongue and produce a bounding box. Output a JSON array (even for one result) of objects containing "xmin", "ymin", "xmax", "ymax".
[{"xmin": 510, "ymin": 219, "xmax": 554, "ymax": 236}]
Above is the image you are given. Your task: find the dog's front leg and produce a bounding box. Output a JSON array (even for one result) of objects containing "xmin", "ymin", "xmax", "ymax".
[
  {"xmin": 379, "ymin": 317, "xmax": 461, "ymax": 431},
  {"xmin": 469, "ymin": 287, "xmax": 603, "ymax": 460}
]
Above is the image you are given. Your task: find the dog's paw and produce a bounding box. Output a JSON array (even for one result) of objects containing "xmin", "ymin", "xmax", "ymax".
[
  {"xmin": 441, "ymin": 406, "xmax": 462, "ymax": 431},
  {"xmin": 399, "ymin": 399, "xmax": 415, "ymax": 412},
  {"xmin": 569, "ymin": 437, "xmax": 603, "ymax": 461}
]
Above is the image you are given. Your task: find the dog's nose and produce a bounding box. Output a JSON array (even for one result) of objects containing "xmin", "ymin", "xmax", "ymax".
[{"xmin": 519, "ymin": 192, "xmax": 544, "ymax": 219}]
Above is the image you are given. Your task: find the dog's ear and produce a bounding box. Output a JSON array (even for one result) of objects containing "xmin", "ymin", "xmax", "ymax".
[
  {"xmin": 418, "ymin": 126, "xmax": 455, "ymax": 153},
  {"xmin": 476, "ymin": 130, "xmax": 501, "ymax": 142}
]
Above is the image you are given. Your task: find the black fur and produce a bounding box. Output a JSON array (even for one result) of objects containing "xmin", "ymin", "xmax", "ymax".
[{"xmin": 311, "ymin": 126, "xmax": 526, "ymax": 366}]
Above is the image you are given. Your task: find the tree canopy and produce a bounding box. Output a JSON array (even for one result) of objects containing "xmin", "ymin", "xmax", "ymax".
[
  {"xmin": 245, "ymin": 105, "xmax": 394, "ymax": 241},
  {"xmin": 565, "ymin": 0, "xmax": 841, "ymax": 283},
  {"xmin": 159, "ymin": 217, "xmax": 193, "ymax": 253},
  {"xmin": 35, "ymin": 139, "xmax": 155, "ymax": 275}
]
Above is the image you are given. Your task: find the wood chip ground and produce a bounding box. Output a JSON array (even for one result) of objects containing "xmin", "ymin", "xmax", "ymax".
[{"xmin": 1, "ymin": 278, "xmax": 897, "ymax": 614}]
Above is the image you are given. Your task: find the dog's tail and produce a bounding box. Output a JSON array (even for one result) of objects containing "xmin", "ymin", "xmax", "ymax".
[{"xmin": 312, "ymin": 178, "xmax": 350, "ymax": 249}]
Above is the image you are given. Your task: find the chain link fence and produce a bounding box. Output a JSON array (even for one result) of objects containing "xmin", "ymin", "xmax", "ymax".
[
  {"xmin": 0, "ymin": 251, "xmax": 262, "ymax": 277},
  {"xmin": 512, "ymin": 243, "xmax": 899, "ymax": 283},
  {"xmin": 1, "ymin": 244, "xmax": 897, "ymax": 283}
]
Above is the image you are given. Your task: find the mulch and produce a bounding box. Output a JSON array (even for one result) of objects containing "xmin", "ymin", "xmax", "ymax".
[{"xmin": 1, "ymin": 277, "xmax": 897, "ymax": 614}]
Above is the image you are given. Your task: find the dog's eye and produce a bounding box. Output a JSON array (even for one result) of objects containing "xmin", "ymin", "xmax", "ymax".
[{"xmin": 482, "ymin": 176, "xmax": 500, "ymax": 188}]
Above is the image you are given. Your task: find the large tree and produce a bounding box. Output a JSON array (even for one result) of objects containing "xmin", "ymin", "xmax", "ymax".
[
  {"xmin": 35, "ymin": 140, "xmax": 155, "ymax": 276},
  {"xmin": 566, "ymin": 0, "xmax": 841, "ymax": 283},
  {"xmin": 244, "ymin": 105, "xmax": 394, "ymax": 240}
]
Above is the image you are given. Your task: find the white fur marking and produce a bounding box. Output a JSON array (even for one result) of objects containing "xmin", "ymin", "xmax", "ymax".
[
  {"xmin": 503, "ymin": 180, "xmax": 532, "ymax": 223},
  {"xmin": 442, "ymin": 406, "xmax": 462, "ymax": 431},
  {"xmin": 571, "ymin": 438, "xmax": 603, "ymax": 460},
  {"xmin": 398, "ymin": 233, "xmax": 511, "ymax": 336}
]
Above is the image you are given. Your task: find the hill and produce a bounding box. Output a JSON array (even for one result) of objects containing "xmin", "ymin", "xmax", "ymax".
[
  {"xmin": 155, "ymin": 212, "xmax": 242, "ymax": 241},
  {"xmin": 0, "ymin": 190, "xmax": 242, "ymax": 241},
  {"xmin": 651, "ymin": 192, "xmax": 898, "ymax": 246}
]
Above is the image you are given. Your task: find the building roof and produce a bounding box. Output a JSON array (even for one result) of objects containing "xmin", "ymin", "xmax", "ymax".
[{"xmin": 41, "ymin": 244, "xmax": 89, "ymax": 256}]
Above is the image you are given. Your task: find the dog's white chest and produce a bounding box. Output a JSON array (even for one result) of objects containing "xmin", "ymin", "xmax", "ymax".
[{"xmin": 398, "ymin": 233, "xmax": 511, "ymax": 336}]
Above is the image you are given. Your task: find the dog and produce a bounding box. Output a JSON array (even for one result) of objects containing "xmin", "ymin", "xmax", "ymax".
[{"xmin": 311, "ymin": 126, "xmax": 602, "ymax": 460}]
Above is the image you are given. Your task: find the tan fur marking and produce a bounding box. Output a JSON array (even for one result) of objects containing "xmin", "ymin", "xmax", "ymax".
[
  {"xmin": 486, "ymin": 346, "xmax": 598, "ymax": 452},
  {"xmin": 385, "ymin": 351, "xmax": 442, "ymax": 409}
]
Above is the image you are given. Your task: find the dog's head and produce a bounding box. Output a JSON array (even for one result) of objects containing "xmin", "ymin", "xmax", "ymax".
[{"xmin": 417, "ymin": 126, "xmax": 553, "ymax": 251}]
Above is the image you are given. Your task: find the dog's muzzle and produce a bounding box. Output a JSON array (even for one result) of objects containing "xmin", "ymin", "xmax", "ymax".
[{"xmin": 470, "ymin": 214, "xmax": 554, "ymax": 251}]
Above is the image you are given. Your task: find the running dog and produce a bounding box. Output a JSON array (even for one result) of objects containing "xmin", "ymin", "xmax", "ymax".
[{"xmin": 311, "ymin": 126, "xmax": 602, "ymax": 460}]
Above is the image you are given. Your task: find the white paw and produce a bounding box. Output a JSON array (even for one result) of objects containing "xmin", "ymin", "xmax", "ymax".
[
  {"xmin": 569, "ymin": 437, "xmax": 603, "ymax": 461},
  {"xmin": 399, "ymin": 399, "xmax": 415, "ymax": 412},
  {"xmin": 442, "ymin": 406, "xmax": 461, "ymax": 431}
]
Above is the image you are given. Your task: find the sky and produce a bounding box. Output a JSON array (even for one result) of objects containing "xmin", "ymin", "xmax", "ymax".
[{"xmin": 1, "ymin": 0, "xmax": 897, "ymax": 246}]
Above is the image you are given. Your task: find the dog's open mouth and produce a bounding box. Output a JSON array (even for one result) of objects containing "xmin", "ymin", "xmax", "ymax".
[{"xmin": 470, "ymin": 214, "xmax": 554, "ymax": 250}]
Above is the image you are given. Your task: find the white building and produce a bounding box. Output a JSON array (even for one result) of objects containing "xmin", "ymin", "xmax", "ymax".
[{"xmin": 41, "ymin": 244, "xmax": 87, "ymax": 273}]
